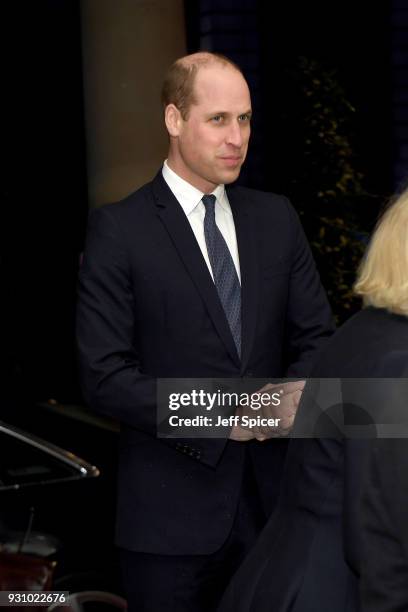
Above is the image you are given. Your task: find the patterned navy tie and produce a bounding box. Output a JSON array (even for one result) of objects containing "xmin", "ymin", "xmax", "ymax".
[{"xmin": 202, "ymin": 194, "xmax": 241, "ymax": 358}]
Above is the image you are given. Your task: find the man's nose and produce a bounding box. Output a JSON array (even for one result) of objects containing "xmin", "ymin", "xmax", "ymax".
[{"xmin": 225, "ymin": 121, "xmax": 243, "ymax": 147}]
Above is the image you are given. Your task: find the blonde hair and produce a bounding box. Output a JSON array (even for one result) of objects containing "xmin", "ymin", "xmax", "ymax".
[
  {"xmin": 161, "ymin": 52, "xmax": 243, "ymax": 120},
  {"xmin": 354, "ymin": 188, "xmax": 408, "ymax": 315}
]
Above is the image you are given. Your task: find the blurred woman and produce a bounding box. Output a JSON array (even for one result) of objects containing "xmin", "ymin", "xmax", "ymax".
[{"xmin": 218, "ymin": 188, "xmax": 408, "ymax": 612}]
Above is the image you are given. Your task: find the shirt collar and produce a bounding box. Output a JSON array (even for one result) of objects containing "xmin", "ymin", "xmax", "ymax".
[{"xmin": 162, "ymin": 160, "xmax": 230, "ymax": 216}]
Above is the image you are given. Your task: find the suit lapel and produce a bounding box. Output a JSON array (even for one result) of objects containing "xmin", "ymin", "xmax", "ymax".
[
  {"xmin": 227, "ymin": 185, "xmax": 260, "ymax": 374},
  {"xmin": 151, "ymin": 173, "xmax": 240, "ymax": 367}
]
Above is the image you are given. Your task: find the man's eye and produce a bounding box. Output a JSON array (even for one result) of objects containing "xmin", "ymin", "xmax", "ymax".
[
  {"xmin": 238, "ymin": 114, "xmax": 251, "ymax": 122},
  {"xmin": 211, "ymin": 115, "xmax": 223, "ymax": 123}
]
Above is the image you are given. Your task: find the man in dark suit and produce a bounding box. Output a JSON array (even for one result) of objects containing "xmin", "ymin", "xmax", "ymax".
[{"xmin": 76, "ymin": 52, "xmax": 333, "ymax": 611}]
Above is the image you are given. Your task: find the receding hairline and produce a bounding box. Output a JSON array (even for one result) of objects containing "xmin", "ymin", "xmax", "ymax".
[
  {"xmin": 174, "ymin": 51, "xmax": 243, "ymax": 73},
  {"xmin": 161, "ymin": 52, "xmax": 246, "ymax": 119}
]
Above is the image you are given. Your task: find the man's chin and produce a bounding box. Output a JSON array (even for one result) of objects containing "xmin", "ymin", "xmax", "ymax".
[{"xmin": 217, "ymin": 168, "xmax": 242, "ymax": 185}]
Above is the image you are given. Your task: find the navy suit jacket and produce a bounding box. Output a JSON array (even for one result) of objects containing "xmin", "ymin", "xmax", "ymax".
[
  {"xmin": 76, "ymin": 171, "xmax": 333, "ymax": 555},
  {"xmin": 218, "ymin": 307, "xmax": 408, "ymax": 612}
]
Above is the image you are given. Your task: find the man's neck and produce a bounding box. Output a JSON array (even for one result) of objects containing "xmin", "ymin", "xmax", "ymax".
[{"xmin": 165, "ymin": 158, "xmax": 217, "ymax": 194}]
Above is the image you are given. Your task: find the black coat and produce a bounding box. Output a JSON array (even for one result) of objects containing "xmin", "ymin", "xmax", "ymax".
[
  {"xmin": 218, "ymin": 307, "xmax": 408, "ymax": 612},
  {"xmin": 359, "ymin": 436, "xmax": 408, "ymax": 612}
]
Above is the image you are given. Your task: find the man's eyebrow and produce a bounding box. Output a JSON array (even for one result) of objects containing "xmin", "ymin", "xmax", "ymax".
[{"xmin": 206, "ymin": 109, "xmax": 252, "ymax": 116}]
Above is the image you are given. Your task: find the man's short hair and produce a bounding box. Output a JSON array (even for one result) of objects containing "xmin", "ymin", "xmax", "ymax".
[{"xmin": 161, "ymin": 52, "xmax": 243, "ymax": 120}]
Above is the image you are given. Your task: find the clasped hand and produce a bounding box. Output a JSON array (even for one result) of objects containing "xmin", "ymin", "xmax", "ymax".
[{"xmin": 229, "ymin": 380, "xmax": 305, "ymax": 442}]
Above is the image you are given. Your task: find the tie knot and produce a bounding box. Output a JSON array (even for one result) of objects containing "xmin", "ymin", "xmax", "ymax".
[{"xmin": 202, "ymin": 194, "xmax": 216, "ymax": 212}]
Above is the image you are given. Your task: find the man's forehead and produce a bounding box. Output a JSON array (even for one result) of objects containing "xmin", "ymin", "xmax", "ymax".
[
  {"xmin": 194, "ymin": 63, "xmax": 242, "ymax": 84},
  {"xmin": 193, "ymin": 65, "xmax": 250, "ymax": 103}
]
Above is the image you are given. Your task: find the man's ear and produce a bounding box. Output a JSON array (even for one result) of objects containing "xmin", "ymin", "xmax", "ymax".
[{"xmin": 165, "ymin": 104, "xmax": 183, "ymax": 137}]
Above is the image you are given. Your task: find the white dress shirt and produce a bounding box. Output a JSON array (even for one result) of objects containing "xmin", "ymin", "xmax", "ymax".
[{"xmin": 162, "ymin": 160, "xmax": 241, "ymax": 283}]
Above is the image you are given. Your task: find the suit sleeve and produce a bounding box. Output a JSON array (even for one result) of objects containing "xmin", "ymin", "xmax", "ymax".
[
  {"xmin": 283, "ymin": 199, "xmax": 335, "ymax": 377},
  {"xmin": 76, "ymin": 205, "xmax": 160, "ymax": 435}
]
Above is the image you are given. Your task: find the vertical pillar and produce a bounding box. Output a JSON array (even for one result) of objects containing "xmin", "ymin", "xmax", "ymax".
[{"xmin": 81, "ymin": 0, "xmax": 186, "ymax": 206}]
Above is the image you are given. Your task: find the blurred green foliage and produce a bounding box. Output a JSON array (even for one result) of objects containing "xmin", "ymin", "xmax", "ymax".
[{"xmin": 276, "ymin": 57, "xmax": 385, "ymax": 323}]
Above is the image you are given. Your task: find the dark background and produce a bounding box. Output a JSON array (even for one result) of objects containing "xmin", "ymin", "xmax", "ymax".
[{"xmin": 1, "ymin": 0, "xmax": 407, "ymax": 593}]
